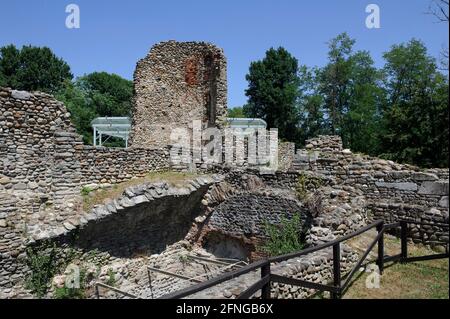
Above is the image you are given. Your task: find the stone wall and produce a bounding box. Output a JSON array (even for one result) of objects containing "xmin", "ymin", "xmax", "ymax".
[
  {"xmin": 0, "ymin": 88, "xmax": 84, "ymax": 290},
  {"xmin": 78, "ymin": 146, "xmax": 169, "ymax": 185},
  {"xmin": 55, "ymin": 176, "xmax": 220, "ymax": 258},
  {"xmin": 129, "ymin": 41, "xmax": 228, "ymax": 149},
  {"xmin": 202, "ymin": 192, "xmax": 307, "ymax": 261},
  {"xmin": 295, "ymin": 135, "xmax": 449, "ymax": 246},
  {"xmin": 0, "ymin": 87, "xmax": 171, "ymax": 292}
]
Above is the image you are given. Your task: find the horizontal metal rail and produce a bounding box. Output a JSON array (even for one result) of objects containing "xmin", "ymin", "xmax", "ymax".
[
  {"xmin": 158, "ymin": 259, "xmax": 269, "ymax": 299},
  {"xmin": 270, "ymin": 274, "xmax": 339, "ymax": 293},
  {"xmin": 157, "ymin": 219, "xmax": 449, "ymax": 300},
  {"xmin": 342, "ymin": 229, "xmax": 384, "ymax": 290},
  {"xmin": 383, "ymin": 254, "xmax": 402, "ymax": 263},
  {"xmin": 402, "ymin": 253, "xmax": 449, "ymax": 263},
  {"xmin": 189, "ymin": 261, "xmax": 245, "ymax": 282},
  {"xmin": 269, "ymin": 220, "xmax": 384, "ymax": 264},
  {"xmin": 237, "ymin": 275, "xmax": 270, "ymax": 299},
  {"xmin": 147, "ymin": 266, "xmax": 203, "ymax": 283},
  {"xmin": 187, "ymin": 255, "xmax": 247, "ymax": 267},
  {"xmin": 95, "ymin": 282, "xmax": 140, "ymax": 299}
]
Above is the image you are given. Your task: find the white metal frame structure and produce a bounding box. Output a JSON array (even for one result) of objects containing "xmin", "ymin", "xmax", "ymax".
[
  {"xmin": 227, "ymin": 118, "xmax": 267, "ymax": 130},
  {"xmin": 91, "ymin": 117, "xmax": 131, "ymax": 148}
]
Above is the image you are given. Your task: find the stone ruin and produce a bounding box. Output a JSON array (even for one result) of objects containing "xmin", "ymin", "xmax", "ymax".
[
  {"xmin": 0, "ymin": 41, "xmax": 448, "ymax": 299},
  {"xmin": 129, "ymin": 41, "xmax": 228, "ymax": 149}
]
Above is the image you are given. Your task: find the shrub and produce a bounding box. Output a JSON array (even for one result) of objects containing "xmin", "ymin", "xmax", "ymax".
[
  {"xmin": 261, "ymin": 213, "xmax": 305, "ymax": 257},
  {"xmin": 25, "ymin": 241, "xmax": 60, "ymax": 298}
]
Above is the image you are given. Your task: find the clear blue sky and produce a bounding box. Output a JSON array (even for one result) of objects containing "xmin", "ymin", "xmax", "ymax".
[{"xmin": 0, "ymin": 0, "xmax": 448, "ymax": 107}]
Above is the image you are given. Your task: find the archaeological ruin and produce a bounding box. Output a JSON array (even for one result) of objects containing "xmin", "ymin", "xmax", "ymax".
[
  {"xmin": 129, "ymin": 41, "xmax": 228, "ymax": 149},
  {"xmin": 0, "ymin": 41, "xmax": 448, "ymax": 299}
]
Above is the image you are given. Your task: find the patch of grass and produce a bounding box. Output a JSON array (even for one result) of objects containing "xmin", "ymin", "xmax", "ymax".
[
  {"xmin": 178, "ymin": 254, "xmax": 191, "ymax": 265},
  {"xmin": 82, "ymin": 171, "xmax": 202, "ymax": 212},
  {"xmin": 81, "ymin": 186, "xmax": 93, "ymax": 196}
]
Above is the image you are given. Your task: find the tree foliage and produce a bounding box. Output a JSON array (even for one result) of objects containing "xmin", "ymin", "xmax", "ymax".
[
  {"xmin": 245, "ymin": 47, "xmax": 300, "ymax": 143},
  {"xmin": 56, "ymin": 72, "xmax": 133, "ymax": 145},
  {"xmin": 228, "ymin": 106, "xmax": 247, "ymax": 118},
  {"xmin": 380, "ymin": 39, "xmax": 449, "ymax": 167},
  {"xmin": 245, "ymin": 34, "xmax": 448, "ymax": 168},
  {"xmin": 0, "ymin": 45, "xmax": 72, "ymax": 93}
]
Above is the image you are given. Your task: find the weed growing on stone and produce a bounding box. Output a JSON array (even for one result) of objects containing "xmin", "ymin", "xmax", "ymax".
[
  {"xmin": 106, "ymin": 269, "xmax": 116, "ymax": 287},
  {"xmin": 81, "ymin": 186, "xmax": 93, "ymax": 197},
  {"xmin": 260, "ymin": 213, "xmax": 305, "ymax": 257},
  {"xmin": 25, "ymin": 241, "xmax": 60, "ymax": 298}
]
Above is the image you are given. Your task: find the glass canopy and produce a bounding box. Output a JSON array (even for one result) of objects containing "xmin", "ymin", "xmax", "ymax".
[
  {"xmin": 91, "ymin": 117, "xmax": 131, "ymax": 148},
  {"xmin": 226, "ymin": 118, "xmax": 267, "ymax": 129},
  {"xmin": 91, "ymin": 117, "xmax": 267, "ymax": 148}
]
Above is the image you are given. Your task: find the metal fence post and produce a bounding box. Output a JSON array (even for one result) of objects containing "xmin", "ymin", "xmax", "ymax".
[
  {"xmin": 400, "ymin": 221, "xmax": 408, "ymax": 263},
  {"xmin": 331, "ymin": 243, "xmax": 341, "ymax": 299},
  {"xmin": 261, "ymin": 262, "xmax": 271, "ymax": 299},
  {"xmin": 377, "ymin": 221, "xmax": 385, "ymax": 275}
]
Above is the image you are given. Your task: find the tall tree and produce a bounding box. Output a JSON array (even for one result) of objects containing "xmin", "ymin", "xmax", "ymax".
[
  {"xmin": 77, "ymin": 72, "xmax": 133, "ymax": 117},
  {"xmin": 316, "ymin": 33, "xmax": 384, "ymax": 154},
  {"xmin": 343, "ymin": 51, "xmax": 385, "ymax": 155},
  {"xmin": 297, "ymin": 66, "xmax": 326, "ymax": 144},
  {"xmin": 317, "ymin": 33, "xmax": 355, "ymax": 135},
  {"xmin": 245, "ymin": 47, "xmax": 300, "ymax": 143},
  {"xmin": 0, "ymin": 45, "xmax": 72, "ymax": 93},
  {"xmin": 381, "ymin": 39, "xmax": 449, "ymax": 167}
]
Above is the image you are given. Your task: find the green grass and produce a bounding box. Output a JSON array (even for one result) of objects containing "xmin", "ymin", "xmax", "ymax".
[
  {"xmin": 343, "ymin": 237, "xmax": 449, "ymax": 299},
  {"xmin": 82, "ymin": 171, "xmax": 202, "ymax": 212}
]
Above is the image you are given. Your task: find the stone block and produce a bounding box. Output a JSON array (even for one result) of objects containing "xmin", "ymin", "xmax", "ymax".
[
  {"xmin": 375, "ymin": 181, "xmax": 418, "ymax": 191},
  {"xmin": 418, "ymin": 181, "xmax": 449, "ymax": 196}
]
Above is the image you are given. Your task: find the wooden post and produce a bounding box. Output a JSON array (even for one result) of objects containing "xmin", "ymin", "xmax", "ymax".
[
  {"xmin": 377, "ymin": 222, "xmax": 384, "ymax": 275},
  {"xmin": 401, "ymin": 221, "xmax": 408, "ymax": 263},
  {"xmin": 95, "ymin": 284, "xmax": 100, "ymax": 299},
  {"xmin": 261, "ymin": 262, "xmax": 271, "ymax": 299},
  {"xmin": 332, "ymin": 243, "xmax": 341, "ymax": 299}
]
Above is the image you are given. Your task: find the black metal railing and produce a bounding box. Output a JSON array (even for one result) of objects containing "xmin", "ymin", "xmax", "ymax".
[{"xmin": 158, "ymin": 219, "xmax": 449, "ymax": 300}]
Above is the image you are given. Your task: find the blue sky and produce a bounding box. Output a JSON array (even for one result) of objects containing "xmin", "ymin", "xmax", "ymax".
[{"xmin": 0, "ymin": 0, "xmax": 448, "ymax": 107}]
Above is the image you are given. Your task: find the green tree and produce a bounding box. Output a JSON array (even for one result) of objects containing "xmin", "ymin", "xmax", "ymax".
[
  {"xmin": 316, "ymin": 33, "xmax": 385, "ymax": 155},
  {"xmin": 380, "ymin": 39, "xmax": 449, "ymax": 167},
  {"xmin": 228, "ymin": 106, "xmax": 246, "ymax": 118},
  {"xmin": 297, "ymin": 66, "xmax": 326, "ymax": 144},
  {"xmin": 317, "ymin": 33, "xmax": 355, "ymax": 135},
  {"xmin": 245, "ymin": 47, "xmax": 300, "ymax": 143},
  {"xmin": 55, "ymin": 81, "xmax": 96, "ymax": 145},
  {"xmin": 343, "ymin": 51, "xmax": 385, "ymax": 155},
  {"xmin": 56, "ymin": 72, "xmax": 133, "ymax": 145},
  {"xmin": 0, "ymin": 45, "xmax": 72, "ymax": 93},
  {"xmin": 77, "ymin": 72, "xmax": 133, "ymax": 117}
]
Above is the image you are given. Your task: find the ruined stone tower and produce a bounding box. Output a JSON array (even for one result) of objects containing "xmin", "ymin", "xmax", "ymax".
[{"xmin": 129, "ymin": 41, "xmax": 228, "ymax": 149}]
